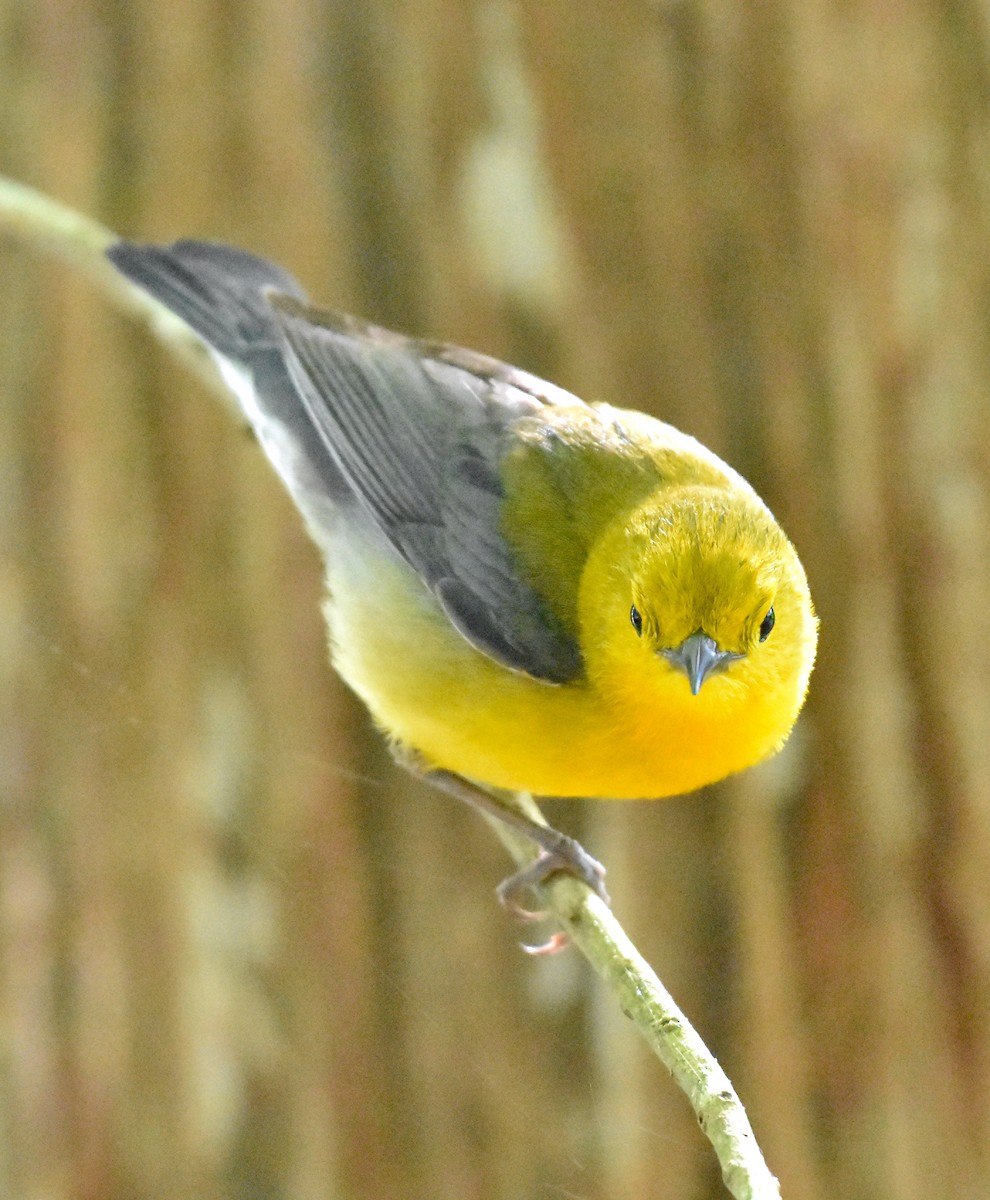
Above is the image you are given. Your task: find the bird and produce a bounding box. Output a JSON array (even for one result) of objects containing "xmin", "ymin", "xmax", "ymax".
[{"xmin": 107, "ymin": 239, "xmax": 818, "ymax": 910}]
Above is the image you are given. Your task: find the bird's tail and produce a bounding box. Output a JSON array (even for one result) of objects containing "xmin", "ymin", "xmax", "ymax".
[
  {"xmin": 108, "ymin": 239, "xmax": 354, "ymax": 543},
  {"xmin": 107, "ymin": 239, "xmax": 305, "ymax": 359}
]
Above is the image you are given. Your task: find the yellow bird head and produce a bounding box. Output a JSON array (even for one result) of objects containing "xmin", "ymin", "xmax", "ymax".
[{"xmin": 579, "ymin": 483, "xmax": 817, "ymax": 780}]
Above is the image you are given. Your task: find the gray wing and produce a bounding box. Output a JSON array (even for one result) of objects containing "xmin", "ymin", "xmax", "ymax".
[
  {"xmin": 270, "ymin": 295, "xmax": 584, "ymax": 683},
  {"xmin": 106, "ymin": 239, "xmax": 583, "ymax": 683}
]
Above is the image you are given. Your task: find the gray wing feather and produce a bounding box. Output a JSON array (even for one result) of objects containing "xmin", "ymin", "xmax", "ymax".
[
  {"xmin": 107, "ymin": 239, "xmax": 583, "ymax": 683},
  {"xmin": 271, "ymin": 296, "xmax": 584, "ymax": 682}
]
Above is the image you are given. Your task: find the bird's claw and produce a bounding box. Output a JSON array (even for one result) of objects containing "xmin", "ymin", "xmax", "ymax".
[
  {"xmin": 520, "ymin": 931, "xmax": 570, "ymax": 956},
  {"xmin": 495, "ymin": 838, "xmax": 610, "ymax": 920}
]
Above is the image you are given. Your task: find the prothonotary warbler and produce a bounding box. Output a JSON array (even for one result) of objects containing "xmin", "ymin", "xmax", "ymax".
[{"xmin": 107, "ymin": 240, "xmax": 818, "ymax": 907}]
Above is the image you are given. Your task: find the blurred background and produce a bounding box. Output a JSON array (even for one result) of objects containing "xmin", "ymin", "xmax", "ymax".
[{"xmin": 3, "ymin": 1, "xmax": 990, "ymax": 1197}]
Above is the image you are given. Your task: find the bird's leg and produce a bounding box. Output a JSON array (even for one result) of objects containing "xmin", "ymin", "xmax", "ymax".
[
  {"xmin": 392, "ymin": 749, "xmax": 609, "ymax": 916},
  {"xmin": 425, "ymin": 770, "xmax": 611, "ymax": 917}
]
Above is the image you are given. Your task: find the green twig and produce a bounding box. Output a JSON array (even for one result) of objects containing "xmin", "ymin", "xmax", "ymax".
[
  {"xmin": 489, "ymin": 798, "xmax": 781, "ymax": 1200},
  {"xmin": 0, "ymin": 176, "xmax": 230, "ymax": 406},
  {"xmin": 0, "ymin": 174, "xmax": 781, "ymax": 1200}
]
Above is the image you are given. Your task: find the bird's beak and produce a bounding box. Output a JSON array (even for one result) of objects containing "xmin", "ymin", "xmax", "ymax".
[{"xmin": 660, "ymin": 631, "xmax": 744, "ymax": 696}]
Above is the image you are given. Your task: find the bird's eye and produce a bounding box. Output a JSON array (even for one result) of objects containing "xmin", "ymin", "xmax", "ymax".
[
  {"xmin": 758, "ymin": 607, "xmax": 775, "ymax": 642},
  {"xmin": 630, "ymin": 604, "xmax": 643, "ymax": 636}
]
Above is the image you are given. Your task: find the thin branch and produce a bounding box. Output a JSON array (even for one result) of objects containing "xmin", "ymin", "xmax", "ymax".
[
  {"xmin": 0, "ymin": 174, "xmax": 781, "ymax": 1200},
  {"xmin": 0, "ymin": 176, "xmax": 232, "ymax": 407},
  {"xmin": 488, "ymin": 797, "xmax": 781, "ymax": 1200}
]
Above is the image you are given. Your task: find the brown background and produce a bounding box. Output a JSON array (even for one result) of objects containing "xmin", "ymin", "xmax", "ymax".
[{"xmin": 3, "ymin": 2, "xmax": 990, "ymax": 1197}]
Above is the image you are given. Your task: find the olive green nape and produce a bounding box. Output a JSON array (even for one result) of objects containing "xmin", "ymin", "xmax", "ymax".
[
  {"xmin": 497, "ymin": 408, "xmax": 725, "ymax": 639},
  {"xmin": 496, "ymin": 416, "xmax": 653, "ymax": 638}
]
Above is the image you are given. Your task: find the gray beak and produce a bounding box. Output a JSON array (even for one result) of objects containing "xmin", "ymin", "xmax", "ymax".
[{"xmin": 660, "ymin": 631, "xmax": 744, "ymax": 695}]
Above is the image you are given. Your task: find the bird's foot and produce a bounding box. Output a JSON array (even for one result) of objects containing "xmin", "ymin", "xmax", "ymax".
[
  {"xmin": 494, "ymin": 836, "xmax": 609, "ymax": 918},
  {"xmin": 408, "ymin": 766, "xmax": 610, "ymax": 923}
]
